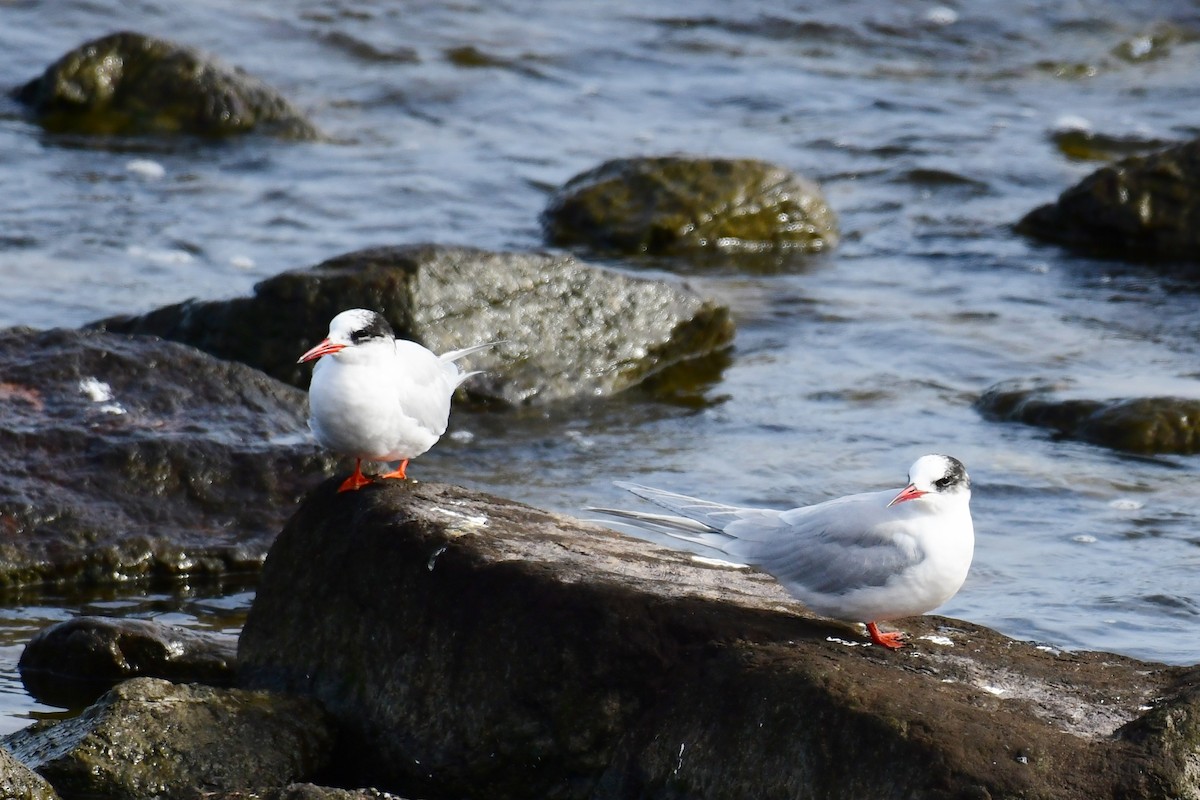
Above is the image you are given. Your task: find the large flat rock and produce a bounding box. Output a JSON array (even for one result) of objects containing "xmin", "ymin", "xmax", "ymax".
[{"xmin": 238, "ymin": 479, "xmax": 1200, "ymax": 800}]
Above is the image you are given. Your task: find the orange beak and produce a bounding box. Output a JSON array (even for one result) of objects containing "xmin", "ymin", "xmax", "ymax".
[
  {"xmin": 297, "ymin": 338, "xmax": 346, "ymax": 364},
  {"xmin": 887, "ymin": 483, "xmax": 927, "ymax": 507}
]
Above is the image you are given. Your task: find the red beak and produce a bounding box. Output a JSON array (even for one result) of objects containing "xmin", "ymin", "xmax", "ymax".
[
  {"xmin": 887, "ymin": 483, "xmax": 927, "ymax": 507},
  {"xmin": 297, "ymin": 338, "xmax": 346, "ymax": 364}
]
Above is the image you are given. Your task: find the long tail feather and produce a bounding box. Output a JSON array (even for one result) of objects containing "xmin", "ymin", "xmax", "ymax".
[
  {"xmin": 439, "ymin": 340, "xmax": 506, "ymax": 389},
  {"xmin": 440, "ymin": 340, "xmax": 506, "ymax": 364},
  {"xmin": 614, "ymin": 481, "xmax": 745, "ymax": 533}
]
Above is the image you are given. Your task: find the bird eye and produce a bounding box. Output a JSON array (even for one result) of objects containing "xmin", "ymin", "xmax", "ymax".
[{"xmin": 934, "ymin": 476, "xmax": 952, "ymax": 489}]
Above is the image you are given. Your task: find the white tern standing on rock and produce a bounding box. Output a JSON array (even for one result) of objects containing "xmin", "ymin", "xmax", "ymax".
[
  {"xmin": 298, "ymin": 308, "xmax": 495, "ymax": 493},
  {"xmin": 590, "ymin": 454, "xmax": 974, "ymax": 649}
]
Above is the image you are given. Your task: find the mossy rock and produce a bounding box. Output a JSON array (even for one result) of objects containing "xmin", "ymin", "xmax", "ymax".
[
  {"xmin": 3, "ymin": 678, "xmax": 331, "ymax": 800},
  {"xmin": 542, "ymin": 156, "xmax": 838, "ymax": 259},
  {"xmin": 14, "ymin": 31, "xmax": 318, "ymax": 139},
  {"xmin": 1016, "ymin": 138, "xmax": 1200, "ymax": 262},
  {"xmin": 978, "ymin": 378, "xmax": 1200, "ymax": 454}
]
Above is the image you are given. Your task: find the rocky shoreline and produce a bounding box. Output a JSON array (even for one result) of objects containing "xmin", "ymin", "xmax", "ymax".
[
  {"xmin": 3, "ymin": 478, "xmax": 1198, "ymax": 799},
  {"xmin": 4, "ymin": 27, "xmax": 1200, "ymax": 800}
]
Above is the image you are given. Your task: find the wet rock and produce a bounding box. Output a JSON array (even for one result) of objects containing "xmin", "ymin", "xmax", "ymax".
[
  {"xmin": 542, "ymin": 156, "xmax": 838, "ymax": 259},
  {"xmin": 14, "ymin": 31, "xmax": 318, "ymax": 139},
  {"xmin": 19, "ymin": 616, "xmax": 236, "ymax": 709},
  {"xmin": 3, "ymin": 678, "xmax": 331, "ymax": 800},
  {"xmin": 0, "ymin": 746, "xmax": 60, "ymax": 800},
  {"xmin": 977, "ymin": 378, "xmax": 1200, "ymax": 454},
  {"xmin": 1017, "ymin": 138, "xmax": 1200, "ymax": 261},
  {"xmin": 212, "ymin": 784, "xmax": 407, "ymax": 800},
  {"xmin": 91, "ymin": 243, "xmax": 734, "ymax": 404},
  {"xmin": 1050, "ymin": 125, "xmax": 1174, "ymax": 163},
  {"xmin": 239, "ymin": 478, "xmax": 1197, "ymax": 800},
  {"xmin": 0, "ymin": 326, "xmax": 334, "ymax": 589}
]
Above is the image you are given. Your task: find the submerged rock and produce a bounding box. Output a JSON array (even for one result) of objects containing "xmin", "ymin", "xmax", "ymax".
[
  {"xmin": 19, "ymin": 616, "xmax": 236, "ymax": 709},
  {"xmin": 14, "ymin": 31, "xmax": 318, "ymax": 139},
  {"xmin": 0, "ymin": 746, "xmax": 60, "ymax": 800},
  {"xmin": 542, "ymin": 156, "xmax": 838, "ymax": 259},
  {"xmin": 1017, "ymin": 138, "xmax": 1200, "ymax": 262},
  {"xmin": 0, "ymin": 326, "xmax": 334, "ymax": 589},
  {"xmin": 3, "ymin": 678, "xmax": 331, "ymax": 800},
  {"xmin": 978, "ymin": 378, "xmax": 1200, "ymax": 454},
  {"xmin": 239, "ymin": 478, "xmax": 1197, "ymax": 800},
  {"xmin": 92, "ymin": 243, "xmax": 734, "ymax": 404}
]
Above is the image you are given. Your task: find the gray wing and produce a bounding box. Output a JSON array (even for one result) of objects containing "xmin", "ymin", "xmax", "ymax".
[
  {"xmin": 393, "ymin": 341, "xmax": 461, "ymax": 434},
  {"xmin": 727, "ymin": 494, "xmax": 926, "ymax": 595},
  {"xmin": 600, "ymin": 483, "xmax": 924, "ymax": 597}
]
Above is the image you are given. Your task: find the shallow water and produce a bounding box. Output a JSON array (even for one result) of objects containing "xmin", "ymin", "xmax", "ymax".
[{"xmin": 2, "ymin": 0, "xmax": 1200, "ymax": 732}]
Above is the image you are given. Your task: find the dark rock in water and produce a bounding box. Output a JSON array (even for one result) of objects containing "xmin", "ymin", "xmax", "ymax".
[
  {"xmin": 0, "ymin": 746, "xmax": 60, "ymax": 800},
  {"xmin": 92, "ymin": 243, "xmax": 734, "ymax": 404},
  {"xmin": 978, "ymin": 378, "xmax": 1200, "ymax": 454},
  {"xmin": 3, "ymin": 677, "xmax": 332, "ymax": 800},
  {"xmin": 211, "ymin": 784, "xmax": 408, "ymax": 800},
  {"xmin": 1050, "ymin": 126, "xmax": 1174, "ymax": 163},
  {"xmin": 0, "ymin": 327, "xmax": 334, "ymax": 589},
  {"xmin": 239, "ymin": 479, "xmax": 1198, "ymax": 800},
  {"xmin": 19, "ymin": 616, "xmax": 236, "ymax": 709},
  {"xmin": 542, "ymin": 156, "xmax": 839, "ymax": 259},
  {"xmin": 14, "ymin": 31, "xmax": 319, "ymax": 139},
  {"xmin": 1016, "ymin": 138, "xmax": 1200, "ymax": 262}
]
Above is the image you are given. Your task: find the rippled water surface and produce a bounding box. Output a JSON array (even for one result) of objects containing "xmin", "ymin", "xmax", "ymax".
[{"xmin": 2, "ymin": 0, "xmax": 1200, "ymax": 731}]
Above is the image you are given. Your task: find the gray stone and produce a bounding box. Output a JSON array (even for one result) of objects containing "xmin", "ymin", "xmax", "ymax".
[
  {"xmin": 3, "ymin": 678, "xmax": 332, "ymax": 800},
  {"xmin": 0, "ymin": 326, "xmax": 334, "ymax": 589},
  {"xmin": 14, "ymin": 31, "xmax": 318, "ymax": 139},
  {"xmin": 19, "ymin": 616, "xmax": 236, "ymax": 708},
  {"xmin": 91, "ymin": 243, "xmax": 734, "ymax": 404},
  {"xmin": 239, "ymin": 478, "xmax": 1199, "ymax": 800}
]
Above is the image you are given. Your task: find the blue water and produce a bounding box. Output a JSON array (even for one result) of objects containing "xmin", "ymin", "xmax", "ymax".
[{"xmin": 2, "ymin": 0, "xmax": 1199, "ymax": 732}]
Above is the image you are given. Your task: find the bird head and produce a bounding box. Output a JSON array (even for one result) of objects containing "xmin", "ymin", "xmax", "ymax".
[
  {"xmin": 298, "ymin": 308, "xmax": 396, "ymax": 363},
  {"xmin": 887, "ymin": 454, "xmax": 971, "ymax": 508}
]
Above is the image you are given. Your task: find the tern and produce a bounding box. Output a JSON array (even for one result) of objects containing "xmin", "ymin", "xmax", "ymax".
[
  {"xmin": 298, "ymin": 308, "xmax": 494, "ymax": 493},
  {"xmin": 590, "ymin": 455, "xmax": 974, "ymax": 649}
]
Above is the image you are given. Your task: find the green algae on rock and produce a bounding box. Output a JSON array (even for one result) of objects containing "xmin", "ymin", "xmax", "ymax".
[
  {"xmin": 3, "ymin": 678, "xmax": 331, "ymax": 800},
  {"xmin": 978, "ymin": 378, "xmax": 1200, "ymax": 454},
  {"xmin": 0, "ymin": 745, "xmax": 60, "ymax": 800},
  {"xmin": 92, "ymin": 243, "xmax": 735, "ymax": 405},
  {"xmin": 14, "ymin": 31, "xmax": 319, "ymax": 139},
  {"xmin": 542, "ymin": 156, "xmax": 839, "ymax": 260}
]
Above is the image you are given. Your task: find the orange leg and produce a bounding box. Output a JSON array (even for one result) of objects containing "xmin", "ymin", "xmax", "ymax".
[
  {"xmin": 379, "ymin": 459, "xmax": 410, "ymax": 481},
  {"xmin": 337, "ymin": 459, "xmax": 373, "ymax": 493},
  {"xmin": 866, "ymin": 622, "xmax": 907, "ymax": 650}
]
